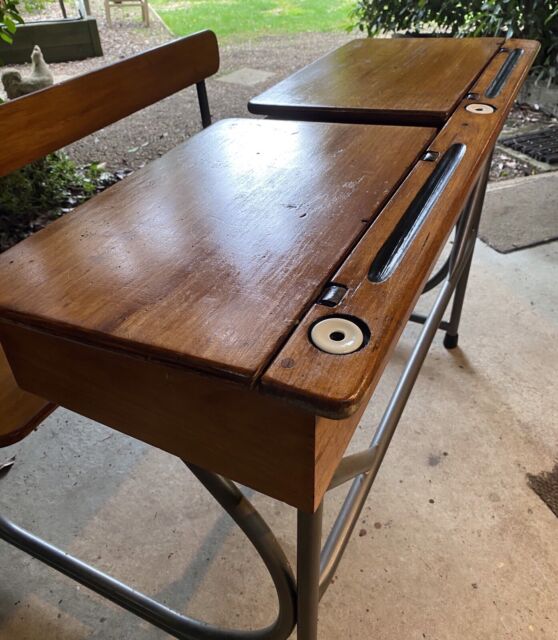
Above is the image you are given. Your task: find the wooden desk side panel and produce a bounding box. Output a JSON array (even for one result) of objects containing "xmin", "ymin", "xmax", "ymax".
[
  {"xmin": 0, "ymin": 343, "xmax": 55, "ymax": 446},
  {"xmin": 0, "ymin": 322, "xmax": 323, "ymax": 511}
]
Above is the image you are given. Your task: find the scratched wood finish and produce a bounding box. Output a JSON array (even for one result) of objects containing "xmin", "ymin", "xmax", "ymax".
[
  {"xmin": 262, "ymin": 40, "xmax": 540, "ymax": 418},
  {"xmin": 0, "ymin": 119, "xmax": 434, "ymax": 381},
  {"xmin": 249, "ymin": 37, "xmax": 503, "ymax": 126},
  {"xmin": 0, "ymin": 321, "xmax": 355, "ymax": 511},
  {"xmin": 0, "ymin": 344, "xmax": 54, "ymax": 447},
  {"xmin": 0, "ymin": 30, "xmax": 219, "ymax": 178}
]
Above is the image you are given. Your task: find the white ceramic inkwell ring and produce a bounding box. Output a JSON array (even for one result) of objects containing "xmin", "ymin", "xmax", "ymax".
[
  {"xmin": 310, "ymin": 316, "xmax": 365, "ymax": 355},
  {"xmin": 465, "ymin": 103, "xmax": 495, "ymax": 115}
]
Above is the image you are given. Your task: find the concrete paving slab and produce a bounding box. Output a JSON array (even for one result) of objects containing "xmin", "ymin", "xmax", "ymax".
[
  {"xmin": 216, "ymin": 68, "xmax": 275, "ymax": 86},
  {"xmin": 480, "ymin": 171, "xmax": 558, "ymax": 252},
  {"xmin": 0, "ymin": 238, "xmax": 557, "ymax": 639}
]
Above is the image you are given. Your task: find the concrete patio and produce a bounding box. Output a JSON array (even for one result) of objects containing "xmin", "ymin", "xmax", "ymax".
[{"xmin": 0, "ymin": 231, "xmax": 556, "ymax": 639}]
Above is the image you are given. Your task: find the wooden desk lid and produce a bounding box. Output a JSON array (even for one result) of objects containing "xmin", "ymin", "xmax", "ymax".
[
  {"xmin": 249, "ymin": 37, "xmax": 503, "ymax": 125},
  {"xmin": 0, "ymin": 119, "xmax": 434, "ymax": 382}
]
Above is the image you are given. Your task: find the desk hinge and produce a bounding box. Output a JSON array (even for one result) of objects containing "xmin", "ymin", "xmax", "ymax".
[{"xmin": 317, "ymin": 283, "xmax": 348, "ymax": 307}]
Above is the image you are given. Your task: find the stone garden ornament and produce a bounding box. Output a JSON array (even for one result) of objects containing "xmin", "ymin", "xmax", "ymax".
[{"xmin": 1, "ymin": 45, "xmax": 54, "ymax": 99}]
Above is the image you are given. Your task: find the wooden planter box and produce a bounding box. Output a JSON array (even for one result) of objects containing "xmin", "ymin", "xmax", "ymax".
[{"xmin": 0, "ymin": 17, "xmax": 103, "ymax": 64}]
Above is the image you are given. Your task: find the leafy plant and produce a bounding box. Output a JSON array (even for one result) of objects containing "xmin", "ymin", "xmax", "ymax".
[
  {"xmin": 0, "ymin": 153, "xmax": 95, "ymax": 215},
  {"xmin": 352, "ymin": 1, "xmax": 558, "ymax": 84},
  {"xmin": 0, "ymin": 153, "xmax": 119, "ymax": 252},
  {"xmin": 23, "ymin": 0, "xmax": 48, "ymax": 12},
  {"xmin": 351, "ymin": 1, "xmax": 478, "ymax": 37},
  {"xmin": 467, "ymin": 2, "xmax": 558, "ymax": 86},
  {"xmin": 0, "ymin": 0, "xmax": 23, "ymax": 46}
]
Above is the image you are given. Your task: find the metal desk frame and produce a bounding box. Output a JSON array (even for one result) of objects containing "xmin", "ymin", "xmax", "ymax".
[{"xmin": 0, "ymin": 156, "xmax": 490, "ymax": 640}]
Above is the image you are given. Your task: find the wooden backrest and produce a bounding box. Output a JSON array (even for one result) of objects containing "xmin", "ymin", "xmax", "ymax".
[{"xmin": 0, "ymin": 30, "xmax": 219, "ymax": 177}]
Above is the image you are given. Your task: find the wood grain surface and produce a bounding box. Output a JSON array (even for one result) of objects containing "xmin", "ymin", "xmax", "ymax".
[
  {"xmin": 0, "ymin": 344, "xmax": 54, "ymax": 447},
  {"xmin": 0, "ymin": 30, "xmax": 219, "ymax": 178},
  {"xmin": 262, "ymin": 40, "xmax": 540, "ymax": 418},
  {"xmin": 0, "ymin": 119, "xmax": 434, "ymax": 381},
  {"xmin": 0, "ymin": 40, "xmax": 539, "ymax": 509},
  {"xmin": 249, "ymin": 37, "xmax": 503, "ymax": 125}
]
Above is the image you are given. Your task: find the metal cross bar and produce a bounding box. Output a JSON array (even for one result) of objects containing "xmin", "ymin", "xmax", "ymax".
[
  {"xmin": 0, "ymin": 464, "xmax": 297, "ymax": 640},
  {"xmin": 409, "ymin": 312, "xmax": 451, "ymax": 331}
]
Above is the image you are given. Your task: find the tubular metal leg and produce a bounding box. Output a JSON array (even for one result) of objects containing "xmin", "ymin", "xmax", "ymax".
[
  {"xmin": 196, "ymin": 81, "xmax": 212, "ymax": 129},
  {"xmin": 443, "ymin": 155, "xmax": 492, "ymax": 349},
  {"xmin": 443, "ymin": 254, "xmax": 473, "ymax": 349},
  {"xmin": 0, "ymin": 463, "xmax": 297, "ymax": 640},
  {"xmin": 297, "ymin": 504, "xmax": 323, "ymax": 640}
]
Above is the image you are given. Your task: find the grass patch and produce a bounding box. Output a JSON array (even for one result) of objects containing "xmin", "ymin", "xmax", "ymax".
[{"xmin": 151, "ymin": 0, "xmax": 354, "ymax": 41}]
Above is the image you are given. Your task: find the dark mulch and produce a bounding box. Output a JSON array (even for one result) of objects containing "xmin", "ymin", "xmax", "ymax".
[{"xmin": 491, "ymin": 103, "xmax": 558, "ymax": 181}]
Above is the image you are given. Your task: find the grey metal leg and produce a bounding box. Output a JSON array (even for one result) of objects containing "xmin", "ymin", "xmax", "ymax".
[
  {"xmin": 297, "ymin": 504, "xmax": 323, "ymax": 640},
  {"xmin": 196, "ymin": 81, "xmax": 212, "ymax": 129},
  {"xmin": 443, "ymin": 252, "xmax": 473, "ymax": 349},
  {"xmin": 443, "ymin": 155, "xmax": 492, "ymax": 349},
  {"xmin": 0, "ymin": 463, "xmax": 297, "ymax": 640}
]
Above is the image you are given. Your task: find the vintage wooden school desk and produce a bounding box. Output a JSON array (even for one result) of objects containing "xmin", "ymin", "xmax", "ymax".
[{"xmin": 0, "ymin": 33, "xmax": 538, "ymax": 640}]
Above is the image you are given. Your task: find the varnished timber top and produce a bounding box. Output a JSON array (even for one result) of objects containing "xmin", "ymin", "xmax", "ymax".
[
  {"xmin": 0, "ymin": 119, "xmax": 435, "ymax": 382},
  {"xmin": 262, "ymin": 40, "xmax": 540, "ymax": 417},
  {"xmin": 249, "ymin": 37, "xmax": 503, "ymax": 126}
]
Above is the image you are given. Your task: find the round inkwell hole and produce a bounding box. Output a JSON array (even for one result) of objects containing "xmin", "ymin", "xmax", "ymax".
[
  {"xmin": 465, "ymin": 103, "xmax": 495, "ymax": 115},
  {"xmin": 309, "ymin": 315, "xmax": 371, "ymax": 355}
]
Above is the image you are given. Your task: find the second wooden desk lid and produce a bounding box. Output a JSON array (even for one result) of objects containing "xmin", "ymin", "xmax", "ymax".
[
  {"xmin": 0, "ymin": 119, "xmax": 435, "ymax": 382},
  {"xmin": 249, "ymin": 37, "xmax": 503, "ymax": 125}
]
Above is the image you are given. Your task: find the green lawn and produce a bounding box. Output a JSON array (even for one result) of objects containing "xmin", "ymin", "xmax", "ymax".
[{"xmin": 150, "ymin": 0, "xmax": 354, "ymax": 40}]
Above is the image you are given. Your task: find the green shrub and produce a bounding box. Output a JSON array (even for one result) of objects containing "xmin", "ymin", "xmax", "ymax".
[
  {"xmin": 0, "ymin": 153, "xmax": 96, "ymax": 214},
  {"xmin": 0, "ymin": 153, "xmax": 107, "ymax": 252},
  {"xmin": 352, "ymin": 1, "xmax": 558, "ymax": 84},
  {"xmin": 0, "ymin": 0, "xmax": 23, "ymax": 46}
]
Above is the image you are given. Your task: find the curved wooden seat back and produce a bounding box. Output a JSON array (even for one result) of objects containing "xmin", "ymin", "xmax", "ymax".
[
  {"xmin": 0, "ymin": 29, "xmax": 219, "ymax": 178},
  {"xmin": 0, "ymin": 30, "xmax": 219, "ymax": 446}
]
